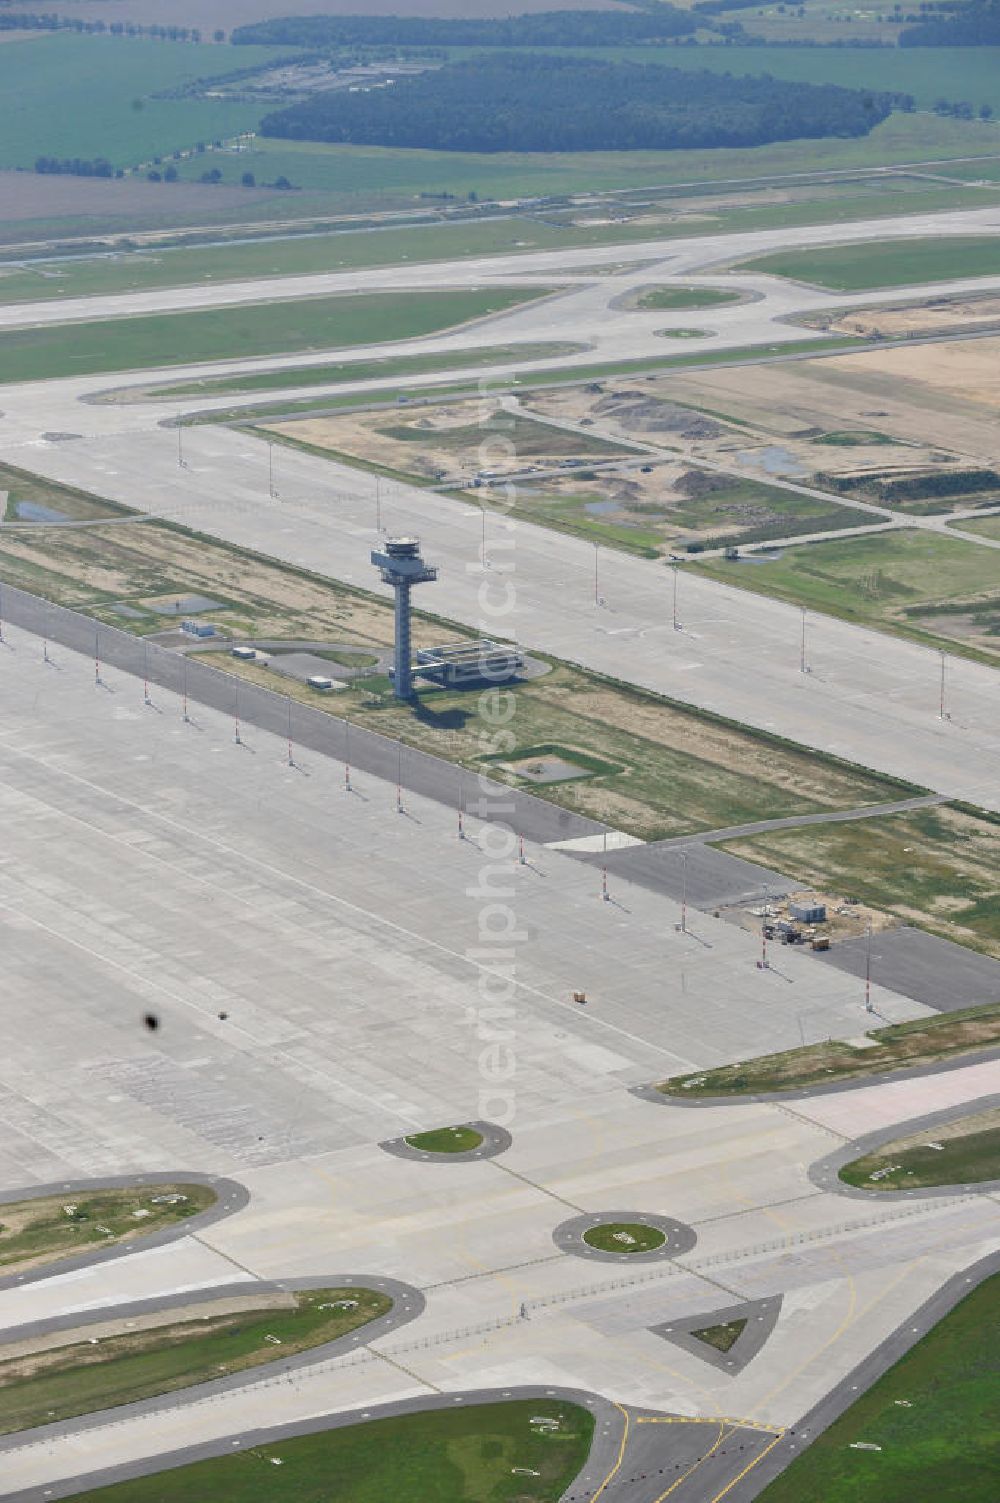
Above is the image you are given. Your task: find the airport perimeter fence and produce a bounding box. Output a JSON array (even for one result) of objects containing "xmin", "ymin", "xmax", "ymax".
[{"xmin": 0, "ymin": 582, "xmax": 600, "ymax": 845}]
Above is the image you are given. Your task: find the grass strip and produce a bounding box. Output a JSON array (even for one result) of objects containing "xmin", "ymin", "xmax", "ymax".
[{"xmin": 658, "ymin": 1001, "xmax": 1000, "ymax": 1099}]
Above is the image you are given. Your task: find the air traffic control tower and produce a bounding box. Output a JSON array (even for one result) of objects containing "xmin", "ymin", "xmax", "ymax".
[{"xmin": 371, "ymin": 537, "xmax": 437, "ymax": 698}]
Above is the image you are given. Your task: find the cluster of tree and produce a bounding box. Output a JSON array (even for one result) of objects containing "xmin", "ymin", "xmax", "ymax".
[
  {"xmin": 232, "ymin": 7, "xmax": 700, "ymax": 49},
  {"xmin": 900, "ymin": 0, "xmax": 1000, "ymax": 41},
  {"xmin": 0, "ymin": 12, "xmax": 223, "ymax": 40},
  {"xmin": 933, "ymin": 97, "xmax": 993, "ymax": 118},
  {"xmin": 34, "ymin": 155, "xmax": 119, "ymax": 177},
  {"xmin": 260, "ymin": 54, "xmax": 903, "ymax": 155},
  {"xmin": 819, "ymin": 467, "xmax": 1000, "ymax": 501}
]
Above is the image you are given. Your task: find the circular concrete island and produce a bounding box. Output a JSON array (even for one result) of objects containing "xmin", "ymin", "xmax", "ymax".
[
  {"xmin": 380, "ymin": 1121, "xmax": 512, "ymax": 1163},
  {"xmin": 554, "ymin": 1210, "xmax": 697, "ymax": 1263}
]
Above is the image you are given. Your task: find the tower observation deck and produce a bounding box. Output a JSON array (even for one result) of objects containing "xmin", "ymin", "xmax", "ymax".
[{"xmin": 370, "ymin": 537, "xmax": 438, "ymax": 699}]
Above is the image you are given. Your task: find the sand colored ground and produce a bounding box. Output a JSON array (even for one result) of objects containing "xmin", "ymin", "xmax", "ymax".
[
  {"xmin": 264, "ymin": 400, "xmax": 628, "ymax": 485},
  {"xmin": 821, "ymin": 292, "xmax": 1000, "ymax": 338},
  {"xmin": 649, "ymin": 342, "xmax": 1000, "ymax": 470}
]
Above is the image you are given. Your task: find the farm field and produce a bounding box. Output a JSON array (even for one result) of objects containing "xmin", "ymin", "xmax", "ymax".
[
  {"xmin": 65, "ymin": 1399, "xmax": 594, "ymax": 1503},
  {"xmin": 0, "ymin": 492, "xmax": 909, "ymax": 841},
  {"xmin": 840, "ymin": 1106, "xmax": 1000, "ymax": 1191},
  {"xmin": 755, "ymin": 1271, "xmax": 1000, "ymax": 1503},
  {"xmin": 691, "ymin": 531, "xmax": 1000, "ymax": 664},
  {"xmin": 721, "ymin": 803, "xmax": 1000, "ymax": 959},
  {"xmin": 741, "ymin": 234, "xmax": 1000, "ymax": 291},
  {"xmin": 598, "ymin": 44, "xmax": 1000, "ymax": 117},
  {"xmin": 0, "ymin": 286, "xmax": 546, "ymax": 384},
  {"xmin": 0, "ymin": 32, "xmax": 291, "ymax": 172},
  {"xmin": 0, "ymin": 1287, "xmax": 390, "ymax": 1436}
]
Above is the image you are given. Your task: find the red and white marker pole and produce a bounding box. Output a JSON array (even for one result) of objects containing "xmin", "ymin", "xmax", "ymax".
[
  {"xmin": 518, "ymin": 833, "xmax": 526, "ymax": 866},
  {"xmin": 458, "ymin": 806, "xmax": 465, "ymax": 840},
  {"xmin": 602, "ymin": 865, "xmax": 609, "ymax": 902}
]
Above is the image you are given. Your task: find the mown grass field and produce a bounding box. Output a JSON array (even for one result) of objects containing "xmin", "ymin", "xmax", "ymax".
[
  {"xmin": 0, "ymin": 1287, "xmax": 389, "ymax": 1435},
  {"xmin": 741, "ymin": 234, "xmax": 1000, "ymax": 291},
  {"xmin": 756, "ymin": 1271, "xmax": 1000, "ymax": 1503},
  {"xmin": 0, "ymin": 33, "xmax": 289, "ymax": 170},
  {"xmin": 691, "ymin": 530, "xmax": 1000, "ymax": 664},
  {"xmin": 66, "ymin": 1399, "xmax": 594, "ymax": 1503},
  {"xmin": 0, "ymin": 286, "xmax": 545, "ymax": 383},
  {"xmin": 721, "ymin": 804, "xmax": 1000, "ymax": 959}
]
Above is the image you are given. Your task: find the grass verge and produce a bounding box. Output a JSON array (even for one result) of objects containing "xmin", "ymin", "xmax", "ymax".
[
  {"xmin": 755, "ymin": 1270, "xmax": 1000, "ymax": 1503},
  {"xmin": 0, "ymin": 1287, "xmax": 389, "ymax": 1436},
  {"xmin": 63, "ymin": 1398, "xmax": 594, "ymax": 1502},
  {"xmin": 0, "ymin": 1184, "xmax": 215, "ymax": 1278},
  {"xmin": 839, "ymin": 1110, "xmax": 1000, "ymax": 1191},
  {"xmin": 690, "ymin": 530, "xmax": 1000, "ymax": 667},
  {"xmin": 658, "ymin": 1002, "xmax": 1000, "ymax": 1099},
  {"xmin": 739, "ymin": 234, "xmax": 1000, "ymax": 292},
  {"xmin": 133, "ymin": 343, "xmax": 582, "ymax": 401},
  {"xmin": 0, "ymin": 286, "xmax": 549, "ymax": 385}
]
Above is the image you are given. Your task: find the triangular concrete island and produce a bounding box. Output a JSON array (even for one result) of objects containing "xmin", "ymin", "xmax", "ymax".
[{"xmin": 650, "ymin": 1294, "xmax": 783, "ymax": 1375}]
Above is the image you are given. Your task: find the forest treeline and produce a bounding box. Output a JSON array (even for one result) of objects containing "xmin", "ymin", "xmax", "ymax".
[
  {"xmin": 232, "ymin": 8, "xmax": 700, "ymax": 48},
  {"xmin": 259, "ymin": 54, "xmax": 904, "ymax": 155},
  {"xmin": 900, "ymin": 0, "xmax": 1000, "ymax": 42}
]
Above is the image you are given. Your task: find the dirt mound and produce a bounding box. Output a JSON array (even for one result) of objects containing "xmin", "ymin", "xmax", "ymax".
[{"xmin": 595, "ymin": 393, "xmax": 723, "ymax": 439}]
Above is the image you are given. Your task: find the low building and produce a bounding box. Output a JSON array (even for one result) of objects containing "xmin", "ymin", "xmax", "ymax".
[{"xmin": 416, "ymin": 639, "xmax": 524, "ymax": 688}]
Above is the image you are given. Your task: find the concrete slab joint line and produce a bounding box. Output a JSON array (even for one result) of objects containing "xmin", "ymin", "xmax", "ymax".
[
  {"xmin": 651, "ymin": 1295, "xmax": 784, "ymax": 1376},
  {"xmin": 553, "ymin": 1211, "xmax": 697, "ymax": 1264},
  {"xmin": 379, "ymin": 1121, "xmax": 512, "ymax": 1163},
  {"xmin": 0, "ymin": 1171, "xmax": 249, "ymax": 1292},
  {"xmin": 808, "ymin": 1092, "xmax": 1000, "ymax": 1202},
  {"xmin": 0, "ymin": 1274, "xmax": 425, "ymax": 1456}
]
